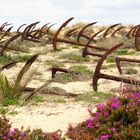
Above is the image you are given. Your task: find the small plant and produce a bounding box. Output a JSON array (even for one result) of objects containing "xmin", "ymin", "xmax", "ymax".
[
  {"xmin": 0, "ymin": 54, "xmax": 48, "ymax": 106},
  {"xmin": 0, "ymin": 54, "xmax": 13, "ymax": 64},
  {"xmin": 57, "ymin": 47, "xmax": 67, "ymax": 51},
  {"xmin": 72, "ymin": 45, "xmax": 79, "ymax": 49},
  {"xmin": 75, "ymin": 92, "xmax": 115, "ymax": 104},
  {"xmin": 2, "ymin": 99, "xmax": 19, "ymax": 106},
  {"xmin": 15, "ymin": 54, "xmax": 33, "ymax": 62},
  {"xmin": 67, "ymin": 92, "xmax": 140, "ymax": 140},
  {"xmin": 124, "ymin": 68, "xmax": 138, "ymax": 74},
  {"xmin": 102, "ymin": 64, "xmax": 116, "ymax": 69},
  {"xmin": 96, "ymin": 38, "xmax": 122, "ymax": 48},
  {"xmin": 32, "ymin": 95, "xmax": 45, "ymax": 103},
  {"xmin": 46, "ymin": 60, "xmax": 64, "ymax": 68},
  {"xmin": 60, "ymin": 53, "xmax": 90, "ymax": 62},
  {"xmin": 53, "ymin": 65, "xmax": 93, "ymax": 83},
  {"xmin": 123, "ymin": 38, "xmax": 134, "ymax": 48},
  {"xmin": 53, "ymin": 98, "xmax": 66, "ymax": 103},
  {"xmin": 53, "ymin": 73, "xmax": 74, "ymax": 83},
  {"xmin": 106, "ymin": 58, "xmax": 115, "ymax": 63},
  {"xmin": 69, "ymin": 65, "xmax": 92, "ymax": 74},
  {"xmin": 8, "ymin": 110, "xmax": 18, "ymax": 115},
  {"xmin": 0, "ymin": 107, "xmax": 9, "ymax": 115},
  {"xmin": 0, "ymin": 116, "xmax": 63, "ymax": 140},
  {"xmin": 114, "ymin": 49, "xmax": 135, "ymax": 55}
]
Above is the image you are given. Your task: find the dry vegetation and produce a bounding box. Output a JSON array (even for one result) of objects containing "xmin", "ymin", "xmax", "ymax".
[{"xmin": 0, "ymin": 21, "xmax": 140, "ymax": 139}]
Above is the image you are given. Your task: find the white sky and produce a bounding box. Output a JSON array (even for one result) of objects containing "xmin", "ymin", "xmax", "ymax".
[{"xmin": 0, "ymin": 0, "xmax": 140, "ymax": 29}]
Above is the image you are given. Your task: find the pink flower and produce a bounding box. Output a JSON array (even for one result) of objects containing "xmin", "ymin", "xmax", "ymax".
[
  {"xmin": 103, "ymin": 111, "xmax": 109, "ymax": 117},
  {"xmin": 111, "ymin": 101, "xmax": 120, "ymax": 109},
  {"xmin": 87, "ymin": 123, "xmax": 93, "ymax": 128},
  {"xmin": 88, "ymin": 106, "xmax": 94, "ymax": 114},
  {"xmin": 110, "ymin": 97, "xmax": 119, "ymax": 102},
  {"xmin": 122, "ymin": 86, "xmax": 128, "ymax": 93},
  {"xmin": 86, "ymin": 118, "xmax": 94, "ymax": 128},
  {"xmin": 99, "ymin": 134, "xmax": 111, "ymax": 140},
  {"xmin": 96, "ymin": 103, "xmax": 106, "ymax": 111},
  {"xmin": 112, "ymin": 128, "xmax": 116, "ymax": 132}
]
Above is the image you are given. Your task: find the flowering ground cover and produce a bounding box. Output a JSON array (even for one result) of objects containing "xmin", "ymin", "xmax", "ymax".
[{"xmin": 0, "ymin": 91, "xmax": 139, "ymax": 140}]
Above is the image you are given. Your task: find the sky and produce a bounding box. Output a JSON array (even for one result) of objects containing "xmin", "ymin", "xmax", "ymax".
[{"xmin": 0, "ymin": 0, "xmax": 140, "ymax": 30}]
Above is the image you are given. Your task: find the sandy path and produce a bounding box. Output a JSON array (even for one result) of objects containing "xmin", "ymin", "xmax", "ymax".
[{"xmin": 8, "ymin": 103, "xmax": 91, "ymax": 132}]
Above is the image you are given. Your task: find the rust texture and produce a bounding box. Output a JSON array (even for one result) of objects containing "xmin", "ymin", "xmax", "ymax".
[
  {"xmin": 0, "ymin": 61, "xmax": 18, "ymax": 72},
  {"xmin": 135, "ymin": 25, "xmax": 140, "ymax": 51},
  {"xmin": 103, "ymin": 23, "xmax": 120, "ymax": 38},
  {"xmin": 115, "ymin": 57, "xmax": 140, "ymax": 74},
  {"xmin": 111, "ymin": 26, "xmax": 125, "ymax": 38},
  {"xmin": 1, "ymin": 18, "xmax": 140, "ymax": 93},
  {"xmin": 93, "ymin": 43, "xmax": 123, "ymax": 91},
  {"xmin": 52, "ymin": 17, "xmax": 74, "ymax": 50},
  {"xmin": 77, "ymin": 22, "xmax": 97, "ymax": 42},
  {"xmin": 126, "ymin": 25, "xmax": 139, "ymax": 38},
  {"xmin": 51, "ymin": 67, "xmax": 69, "ymax": 78},
  {"xmin": 65, "ymin": 28, "xmax": 78, "ymax": 38}
]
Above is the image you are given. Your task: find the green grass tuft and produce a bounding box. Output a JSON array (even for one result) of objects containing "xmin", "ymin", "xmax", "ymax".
[
  {"xmin": 0, "ymin": 54, "xmax": 13, "ymax": 64},
  {"xmin": 60, "ymin": 53, "xmax": 90, "ymax": 62}
]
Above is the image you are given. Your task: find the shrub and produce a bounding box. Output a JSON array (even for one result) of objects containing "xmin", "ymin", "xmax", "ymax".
[
  {"xmin": 53, "ymin": 65, "xmax": 93, "ymax": 83},
  {"xmin": 60, "ymin": 53, "xmax": 90, "ymax": 62},
  {"xmin": 66, "ymin": 92, "xmax": 140, "ymax": 140},
  {"xmin": 0, "ymin": 116, "xmax": 63, "ymax": 140},
  {"xmin": 0, "ymin": 54, "xmax": 50, "ymax": 106},
  {"xmin": 0, "ymin": 54, "xmax": 13, "ymax": 64},
  {"xmin": 15, "ymin": 54, "xmax": 33, "ymax": 62},
  {"xmin": 0, "ymin": 54, "xmax": 38, "ymax": 106},
  {"xmin": 0, "ymin": 92, "xmax": 139, "ymax": 140},
  {"xmin": 114, "ymin": 49, "xmax": 135, "ymax": 55}
]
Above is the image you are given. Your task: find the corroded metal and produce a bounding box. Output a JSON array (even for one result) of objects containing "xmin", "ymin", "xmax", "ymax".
[
  {"xmin": 134, "ymin": 25, "xmax": 140, "ymax": 51},
  {"xmin": 93, "ymin": 43, "xmax": 123, "ymax": 91},
  {"xmin": 46, "ymin": 23, "xmax": 56, "ymax": 35},
  {"xmin": 49, "ymin": 18, "xmax": 107, "ymax": 51},
  {"xmin": 126, "ymin": 25, "xmax": 139, "ymax": 39},
  {"xmin": 52, "ymin": 17, "xmax": 74, "ymax": 50},
  {"xmin": 54, "ymin": 37, "xmax": 108, "ymax": 51},
  {"xmin": 38, "ymin": 23, "xmax": 50, "ymax": 37},
  {"xmin": 115, "ymin": 57, "xmax": 140, "ymax": 74},
  {"xmin": 0, "ymin": 61, "xmax": 18, "ymax": 72},
  {"xmin": 21, "ymin": 21, "xmax": 40, "ymax": 42},
  {"xmin": 111, "ymin": 26, "xmax": 125, "ymax": 38},
  {"xmin": 17, "ymin": 24, "xmax": 27, "ymax": 33},
  {"xmin": 103, "ymin": 23, "xmax": 120, "ymax": 38},
  {"xmin": 77, "ymin": 22, "xmax": 97, "ymax": 42},
  {"xmin": 0, "ymin": 22, "xmax": 11, "ymax": 32},
  {"xmin": 65, "ymin": 28, "xmax": 78, "ymax": 38},
  {"xmin": 82, "ymin": 47, "xmax": 103, "ymax": 58},
  {"xmin": 0, "ymin": 26, "xmax": 13, "ymax": 41},
  {"xmin": 52, "ymin": 67, "xmax": 69, "ymax": 78},
  {"xmin": 85, "ymin": 30, "xmax": 104, "ymax": 47},
  {"xmin": 82, "ymin": 30, "xmax": 104, "ymax": 57},
  {"xmin": 0, "ymin": 33, "xmax": 21, "ymax": 55},
  {"xmin": 92, "ymin": 43, "xmax": 140, "ymax": 91}
]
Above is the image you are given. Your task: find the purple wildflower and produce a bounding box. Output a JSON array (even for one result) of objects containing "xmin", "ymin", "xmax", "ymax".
[
  {"xmin": 103, "ymin": 111, "xmax": 109, "ymax": 117},
  {"xmin": 21, "ymin": 131, "xmax": 26, "ymax": 137},
  {"xmin": 131, "ymin": 93, "xmax": 140, "ymax": 98},
  {"xmin": 111, "ymin": 101, "xmax": 120, "ymax": 109},
  {"xmin": 95, "ymin": 112, "xmax": 100, "ymax": 117},
  {"xmin": 99, "ymin": 134, "xmax": 111, "ymax": 140},
  {"xmin": 86, "ymin": 118, "xmax": 93, "ymax": 128},
  {"xmin": 3, "ymin": 136, "xmax": 7, "ymax": 139},
  {"xmin": 110, "ymin": 97, "xmax": 119, "ymax": 102},
  {"xmin": 137, "ymin": 100, "xmax": 140, "ymax": 103},
  {"xmin": 112, "ymin": 128, "xmax": 116, "ymax": 132},
  {"xmin": 87, "ymin": 123, "xmax": 93, "ymax": 128},
  {"xmin": 96, "ymin": 103, "xmax": 106, "ymax": 111}
]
